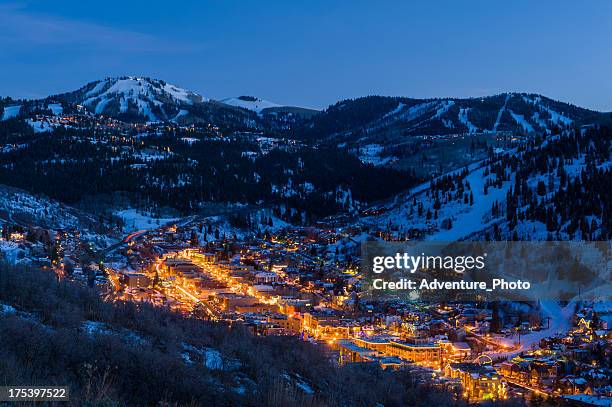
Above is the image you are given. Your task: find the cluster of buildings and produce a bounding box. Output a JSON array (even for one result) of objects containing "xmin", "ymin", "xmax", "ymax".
[{"xmin": 16, "ymin": 209, "xmax": 608, "ymax": 406}]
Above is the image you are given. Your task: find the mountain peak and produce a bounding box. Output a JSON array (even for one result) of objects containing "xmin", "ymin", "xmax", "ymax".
[
  {"xmin": 73, "ymin": 77, "xmax": 206, "ymax": 121},
  {"xmin": 220, "ymin": 96, "xmax": 281, "ymax": 113}
]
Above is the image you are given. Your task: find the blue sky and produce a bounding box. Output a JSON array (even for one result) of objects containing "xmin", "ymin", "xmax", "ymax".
[{"xmin": 1, "ymin": 0, "xmax": 611, "ymax": 110}]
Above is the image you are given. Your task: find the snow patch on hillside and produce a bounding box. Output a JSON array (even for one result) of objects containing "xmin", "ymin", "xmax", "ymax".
[
  {"xmin": 383, "ymin": 102, "xmax": 406, "ymax": 118},
  {"xmin": 540, "ymin": 105, "xmax": 573, "ymax": 126},
  {"xmin": 115, "ymin": 209, "xmax": 178, "ymax": 232},
  {"xmin": 458, "ymin": 108, "xmax": 478, "ymax": 133},
  {"xmin": 27, "ymin": 119, "xmax": 57, "ymax": 133},
  {"xmin": 531, "ymin": 112, "xmax": 548, "ymax": 131},
  {"xmin": 1, "ymin": 105, "xmax": 21, "ymax": 121},
  {"xmin": 509, "ymin": 110, "xmax": 534, "ymax": 133},
  {"xmin": 434, "ymin": 100, "xmax": 455, "ymax": 119},
  {"xmin": 493, "ymin": 94, "xmax": 510, "ymax": 131},
  {"xmin": 428, "ymin": 166, "xmax": 512, "ymax": 241},
  {"xmin": 173, "ymin": 109, "xmax": 189, "ymax": 122},
  {"xmin": 163, "ymin": 83, "xmax": 197, "ymax": 104},
  {"xmin": 220, "ymin": 96, "xmax": 281, "ymax": 113},
  {"xmin": 48, "ymin": 103, "xmax": 63, "ymax": 115},
  {"xmin": 522, "ymin": 95, "xmax": 573, "ymax": 127},
  {"xmin": 358, "ymin": 144, "xmax": 397, "ymax": 166},
  {"xmin": 396, "ymin": 102, "xmax": 437, "ymax": 122},
  {"xmin": 0, "ymin": 240, "xmax": 25, "ymax": 264}
]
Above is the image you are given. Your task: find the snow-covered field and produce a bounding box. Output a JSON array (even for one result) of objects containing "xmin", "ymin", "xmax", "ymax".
[
  {"xmin": 27, "ymin": 119, "xmax": 57, "ymax": 133},
  {"xmin": 115, "ymin": 209, "xmax": 178, "ymax": 232}
]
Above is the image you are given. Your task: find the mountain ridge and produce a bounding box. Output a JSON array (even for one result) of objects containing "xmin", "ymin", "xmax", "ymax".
[{"xmin": 1, "ymin": 78, "xmax": 610, "ymax": 142}]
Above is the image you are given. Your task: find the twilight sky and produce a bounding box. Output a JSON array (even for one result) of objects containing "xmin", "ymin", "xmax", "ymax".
[{"xmin": 1, "ymin": 0, "xmax": 611, "ymax": 111}]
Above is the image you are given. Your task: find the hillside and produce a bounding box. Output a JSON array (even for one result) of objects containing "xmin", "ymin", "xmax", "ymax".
[
  {"xmin": 220, "ymin": 96, "xmax": 320, "ymax": 118},
  {"xmin": 301, "ymin": 93, "xmax": 601, "ymax": 140},
  {"xmin": 220, "ymin": 96, "xmax": 282, "ymax": 113},
  {"xmin": 0, "ymin": 77, "xmax": 610, "ymax": 224},
  {"xmin": 293, "ymin": 94, "xmax": 609, "ymax": 171},
  {"xmin": 3, "ymin": 79, "xmax": 608, "ymax": 141},
  {"xmin": 360, "ymin": 125, "xmax": 611, "ymax": 243},
  {"xmin": 0, "ymin": 120, "xmax": 417, "ymax": 220},
  {"xmin": 0, "ymin": 78, "xmax": 316, "ymax": 132},
  {"xmin": 0, "ymin": 264, "xmax": 481, "ymax": 407},
  {"xmin": 66, "ymin": 77, "xmax": 204, "ymax": 121}
]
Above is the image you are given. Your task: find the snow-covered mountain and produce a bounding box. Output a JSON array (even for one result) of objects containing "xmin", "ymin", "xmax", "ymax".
[
  {"xmin": 293, "ymin": 93, "xmax": 608, "ymax": 168},
  {"xmin": 0, "ymin": 76, "xmax": 318, "ymax": 129},
  {"xmin": 1, "ymin": 78, "xmax": 608, "ymax": 140},
  {"xmin": 61, "ymin": 77, "xmax": 205, "ymax": 122},
  {"xmin": 360, "ymin": 125, "xmax": 611, "ymax": 242},
  {"xmin": 219, "ymin": 96, "xmax": 281, "ymax": 113},
  {"xmin": 53, "ymin": 77, "xmax": 319, "ymax": 122},
  {"xmin": 300, "ymin": 93, "xmax": 603, "ymax": 141},
  {"xmin": 0, "ymin": 77, "xmax": 610, "ymax": 245},
  {"xmin": 219, "ymin": 95, "xmax": 321, "ymax": 121}
]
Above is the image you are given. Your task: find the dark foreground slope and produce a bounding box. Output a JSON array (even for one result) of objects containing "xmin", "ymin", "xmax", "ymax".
[{"xmin": 0, "ymin": 265, "xmax": 528, "ymax": 407}]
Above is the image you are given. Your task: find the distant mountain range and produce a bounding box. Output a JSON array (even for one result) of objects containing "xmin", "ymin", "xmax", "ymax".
[
  {"xmin": 0, "ymin": 77, "xmax": 319, "ymax": 130},
  {"xmin": 302, "ymin": 93, "xmax": 609, "ymax": 141},
  {"xmin": 1, "ymin": 76, "xmax": 610, "ymax": 140},
  {"xmin": 0, "ymin": 76, "xmax": 609, "ymax": 242}
]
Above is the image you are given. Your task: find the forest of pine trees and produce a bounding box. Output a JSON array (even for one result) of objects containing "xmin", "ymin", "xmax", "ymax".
[{"xmin": 0, "ymin": 124, "xmax": 418, "ymax": 222}]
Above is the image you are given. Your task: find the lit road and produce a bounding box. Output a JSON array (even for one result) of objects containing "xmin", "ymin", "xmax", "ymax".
[
  {"xmin": 123, "ymin": 230, "xmax": 148, "ymax": 243},
  {"xmin": 503, "ymin": 377, "xmax": 551, "ymax": 398},
  {"xmin": 175, "ymin": 284, "xmax": 200, "ymax": 303}
]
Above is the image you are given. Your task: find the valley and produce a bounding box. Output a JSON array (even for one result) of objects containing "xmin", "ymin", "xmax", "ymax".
[{"xmin": 0, "ymin": 77, "xmax": 611, "ymax": 406}]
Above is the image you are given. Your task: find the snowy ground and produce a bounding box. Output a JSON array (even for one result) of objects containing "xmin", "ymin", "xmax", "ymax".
[
  {"xmin": 499, "ymin": 300, "xmax": 575, "ymax": 352},
  {"xmin": 27, "ymin": 119, "xmax": 57, "ymax": 133},
  {"xmin": 48, "ymin": 103, "xmax": 63, "ymax": 115},
  {"xmin": 356, "ymin": 144, "xmax": 398, "ymax": 166},
  {"xmin": 1, "ymin": 105, "xmax": 21, "ymax": 121},
  {"xmin": 220, "ymin": 96, "xmax": 281, "ymax": 113},
  {"xmin": 0, "ymin": 187, "xmax": 81, "ymax": 229},
  {"xmin": 427, "ymin": 166, "xmax": 512, "ymax": 241},
  {"xmin": 115, "ymin": 209, "xmax": 178, "ymax": 232},
  {"xmin": 0, "ymin": 240, "xmax": 25, "ymax": 264},
  {"xmin": 361, "ymin": 157, "xmax": 509, "ymax": 241}
]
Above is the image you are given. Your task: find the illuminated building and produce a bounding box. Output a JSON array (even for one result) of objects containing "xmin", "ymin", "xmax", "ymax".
[
  {"xmin": 444, "ymin": 363, "xmax": 506, "ymax": 401},
  {"xmin": 385, "ymin": 340, "xmax": 441, "ymax": 369}
]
